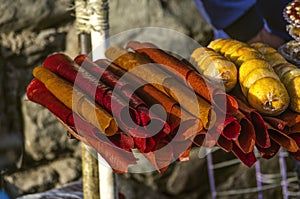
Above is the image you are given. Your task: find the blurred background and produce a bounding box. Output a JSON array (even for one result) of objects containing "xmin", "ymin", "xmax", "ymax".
[{"xmin": 0, "ymin": 0, "xmax": 297, "ymax": 198}]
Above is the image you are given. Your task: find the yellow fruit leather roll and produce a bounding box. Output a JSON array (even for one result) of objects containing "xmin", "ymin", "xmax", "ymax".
[
  {"xmin": 106, "ymin": 46, "xmax": 215, "ymax": 129},
  {"xmin": 33, "ymin": 66, "xmax": 118, "ymax": 136}
]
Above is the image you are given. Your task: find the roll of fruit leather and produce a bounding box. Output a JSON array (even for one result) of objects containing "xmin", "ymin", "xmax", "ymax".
[
  {"xmin": 26, "ymin": 78, "xmax": 137, "ymax": 173},
  {"xmin": 287, "ymin": 133, "xmax": 300, "ymax": 161},
  {"xmin": 279, "ymin": 110, "xmax": 300, "ymax": 127},
  {"xmin": 289, "ymin": 123, "xmax": 300, "ymax": 133},
  {"xmin": 51, "ymin": 54, "xmax": 150, "ymax": 126},
  {"xmin": 105, "ymin": 46, "xmax": 215, "ymax": 130},
  {"xmin": 27, "ymin": 78, "xmax": 75, "ymax": 126},
  {"xmin": 126, "ymin": 41, "xmax": 239, "ymax": 115},
  {"xmin": 78, "ymin": 54, "xmax": 203, "ymax": 142},
  {"xmin": 66, "ymin": 56, "xmax": 170, "ymax": 153},
  {"xmin": 231, "ymin": 86, "xmax": 270, "ymax": 149},
  {"xmin": 215, "ymin": 113, "xmax": 241, "ymax": 140},
  {"xmin": 263, "ymin": 116, "xmax": 288, "ymax": 132},
  {"xmin": 74, "ymin": 55, "xmax": 200, "ymax": 143},
  {"xmin": 138, "ymin": 82, "xmax": 202, "ymax": 141},
  {"xmin": 42, "ymin": 53, "xmax": 173, "ymax": 148},
  {"xmin": 231, "ymin": 143, "xmax": 256, "ymax": 167},
  {"xmin": 233, "ymin": 110, "xmax": 256, "ymax": 153},
  {"xmin": 43, "ymin": 54, "xmax": 149, "ymax": 132},
  {"xmin": 256, "ymin": 139, "xmax": 280, "ymax": 159},
  {"xmin": 217, "ymin": 135, "xmax": 233, "ymax": 152},
  {"xmin": 33, "ymin": 66, "xmax": 118, "ymax": 136},
  {"xmin": 265, "ymin": 122, "xmax": 298, "ymax": 152},
  {"xmin": 103, "ymin": 59, "xmax": 203, "ymax": 140}
]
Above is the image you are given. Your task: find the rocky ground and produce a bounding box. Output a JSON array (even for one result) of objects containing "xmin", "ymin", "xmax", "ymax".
[{"xmin": 0, "ymin": 0, "xmax": 299, "ymax": 199}]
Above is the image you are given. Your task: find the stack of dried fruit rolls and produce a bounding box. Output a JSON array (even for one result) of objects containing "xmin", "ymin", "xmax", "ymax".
[{"xmin": 26, "ymin": 38, "xmax": 300, "ymax": 171}]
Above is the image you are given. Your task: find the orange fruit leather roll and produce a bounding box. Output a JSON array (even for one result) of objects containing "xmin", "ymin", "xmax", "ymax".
[
  {"xmin": 263, "ymin": 116, "xmax": 288, "ymax": 132},
  {"xmin": 265, "ymin": 122, "xmax": 298, "ymax": 153},
  {"xmin": 278, "ymin": 110, "xmax": 300, "ymax": 127},
  {"xmin": 104, "ymin": 58, "xmax": 202, "ymax": 141},
  {"xmin": 105, "ymin": 46, "xmax": 215, "ymax": 130},
  {"xmin": 33, "ymin": 66, "xmax": 118, "ymax": 136},
  {"xmin": 126, "ymin": 41, "xmax": 239, "ymax": 115},
  {"xmin": 287, "ymin": 133, "xmax": 300, "ymax": 161},
  {"xmin": 139, "ymin": 84, "xmax": 202, "ymax": 140}
]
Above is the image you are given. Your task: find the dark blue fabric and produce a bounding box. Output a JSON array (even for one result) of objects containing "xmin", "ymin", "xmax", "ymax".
[
  {"xmin": 194, "ymin": 0, "xmax": 292, "ymax": 41},
  {"xmin": 223, "ymin": 4, "xmax": 264, "ymax": 41},
  {"xmin": 257, "ymin": 0, "xmax": 292, "ymax": 41},
  {"xmin": 0, "ymin": 190, "xmax": 10, "ymax": 199},
  {"xmin": 200, "ymin": 0, "xmax": 256, "ymax": 29}
]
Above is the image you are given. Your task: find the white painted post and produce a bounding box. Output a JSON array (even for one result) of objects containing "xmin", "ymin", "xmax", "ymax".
[{"xmin": 87, "ymin": 1, "xmax": 118, "ymax": 198}]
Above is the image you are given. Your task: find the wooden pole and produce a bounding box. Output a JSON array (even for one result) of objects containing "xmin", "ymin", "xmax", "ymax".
[
  {"xmin": 74, "ymin": 1, "xmax": 100, "ymax": 199},
  {"xmin": 86, "ymin": 0, "xmax": 117, "ymax": 198}
]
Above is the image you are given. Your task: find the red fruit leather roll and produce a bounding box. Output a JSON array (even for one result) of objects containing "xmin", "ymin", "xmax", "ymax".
[
  {"xmin": 75, "ymin": 54, "xmax": 151, "ymax": 126},
  {"xmin": 42, "ymin": 53, "xmax": 148, "ymax": 131},
  {"xmin": 74, "ymin": 55, "xmax": 179, "ymax": 153},
  {"xmin": 69, "ymin": 116, "xmax": 138, "ymax": 174},
  {"xmin": 234, "ymin": 111, "xmax": 256, "ymax": 153},
  {"xmin": 263, "ymin": 116, "xmax": 288, "ymax": 132},
  {"xmin": 231, "ymin": 143, "xmax": 256, "ymax": 167},
  {"xmin": 72, "ymin": 113, "xmax": 135, "ymax": 152},
  {"xmin": 28, "ymin": 79, "xmax": 135, "ymax": 150},
  {"xmin": 265, "ymin": 122, "xmax": 298, "ymax": 152},
  {"xmin": 132, "ymin": 120, "xmax": 171, "ymax": 153},
  {"xmin": 192, "ymin": 131, "xmax": 206, "ymax": 147},
  {"xmin": 217, "ymin": 135, "xmax": 233, "ymax": 152},
  {"xmin": 27, "ymin": 78, "xmax": 135, "ymax": 150},
  {"xmin": 289, "ymin": 123, "xmax": 300, "ymax": 133},
  {"xmin": 200, "ymin": 126, "xmax": 233, "ymax": 152},
  {"xmin": 233, "ymin": 96, "xmax": 270, "ymax": 149},
  {"xmin": 278, "ymin": 110, "xmax": 300, "ymax": 127},
  {"xmin": 27, "ymin": 79, "xmax": 136, "ymax": 172},
  {"xmin": 27, "ymin": 78, "xmax": 74, "ymax": 125},
  {"xmin": 81, "ymin": 132, "xmax": 137, "ymax": 173},
  {"xmin": 201, "ymin": 127, "xmax": 233, "ymax": 152},
  {"xmin": 126, "ymin": 41, "xmax": 238, "ymax": 115},
  {"xmin": 89, "ymin": 54, "xmax": 202, "ymax": 140},
  {"xmin": 27, "ymin": 79, "xmax": 99, "ymax": 142},
  {"xmin": 215, "ymin": 113, "xmax": 241, "ymax": 140},
  {"xmin": 256, "ymin": 139, "xmax": 280, "ymax": 159}
]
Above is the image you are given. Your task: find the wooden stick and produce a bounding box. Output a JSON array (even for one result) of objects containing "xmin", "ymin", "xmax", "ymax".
[
  {"xmin": 75, "ymin": 0, "xmax": 100, "ymax": 198},
  {"xmin": 87, "ymin": 0, "xmax": 118, "ymax": 198}
]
